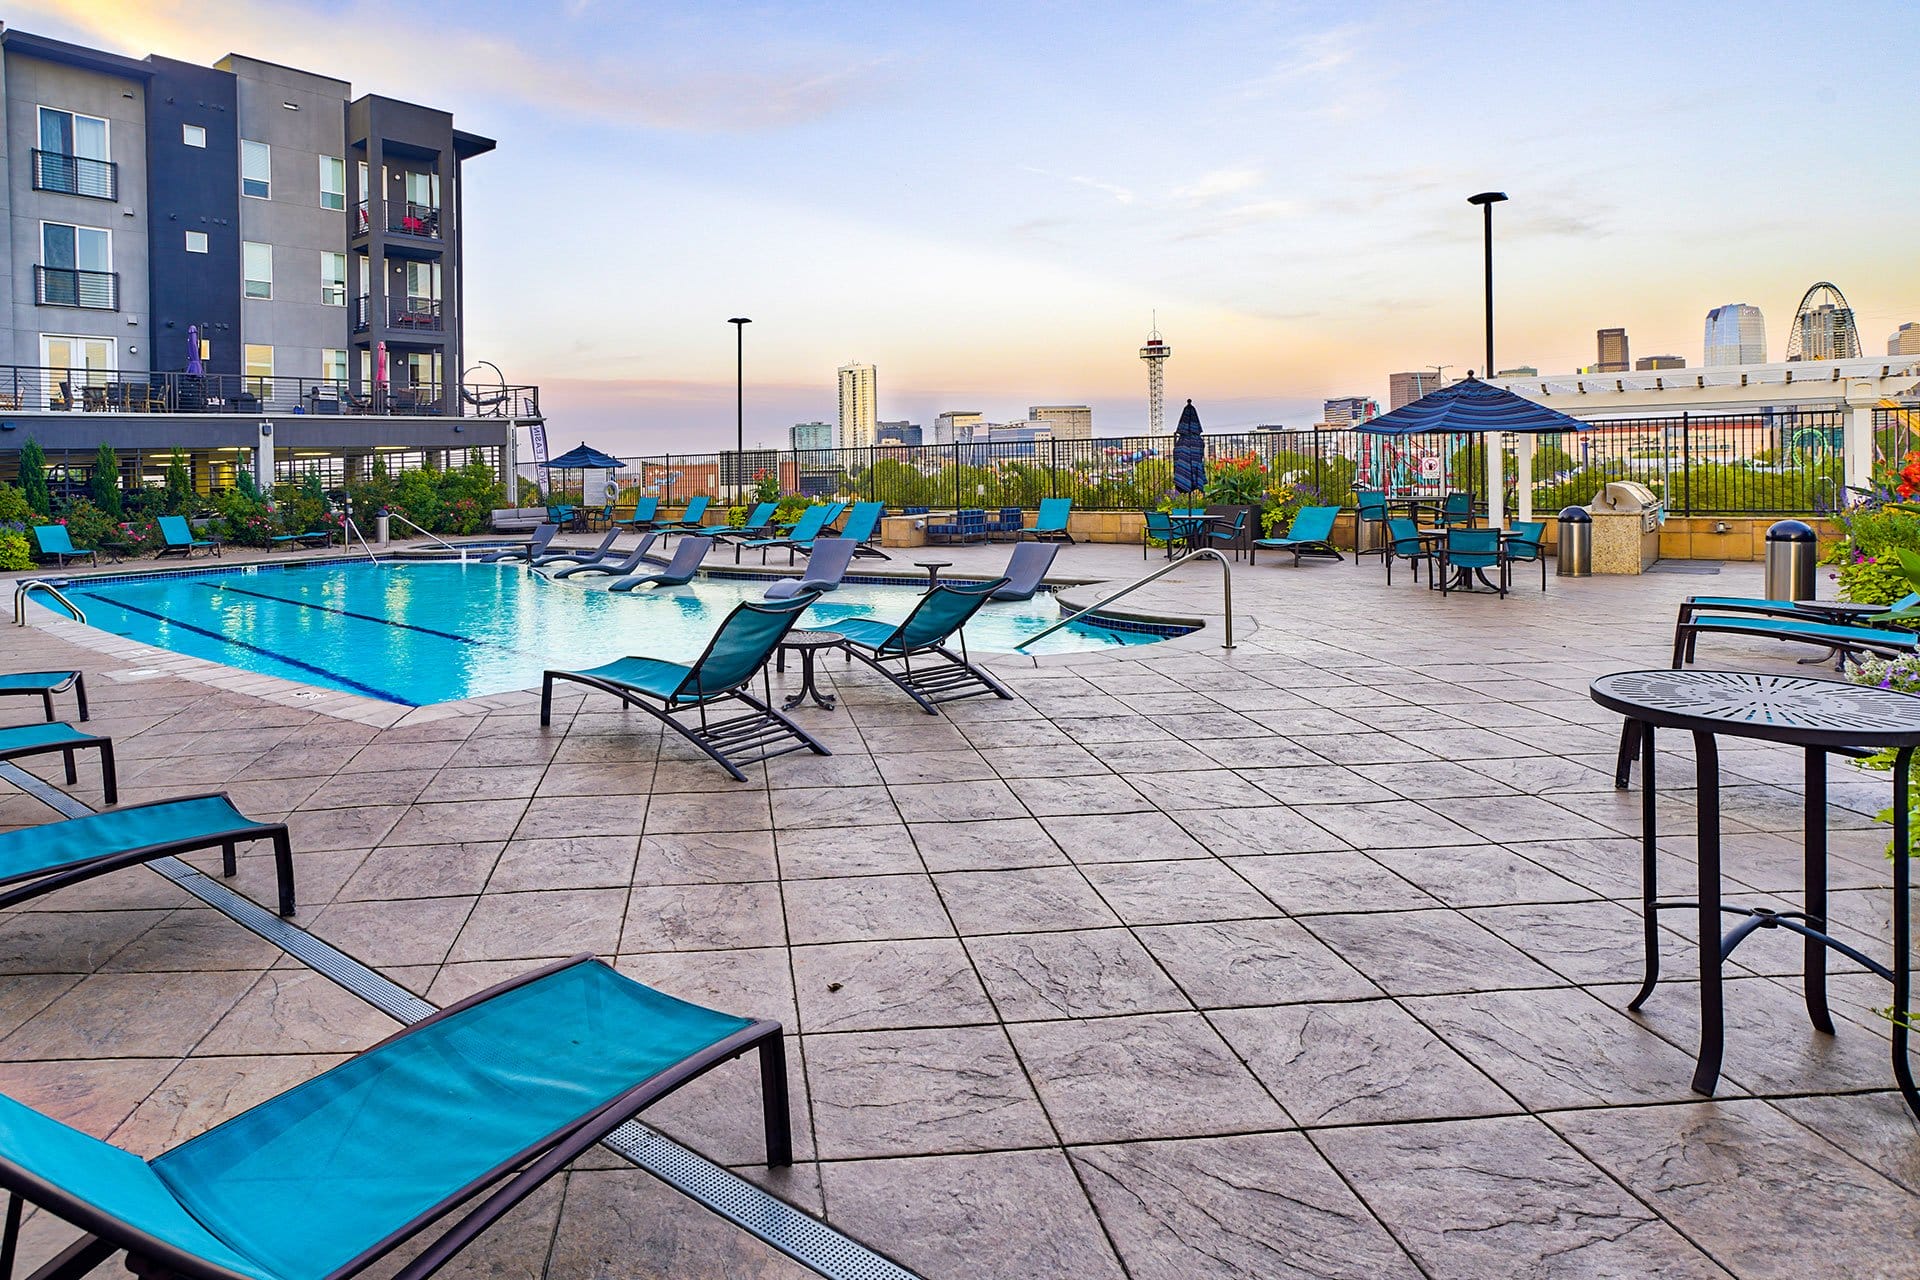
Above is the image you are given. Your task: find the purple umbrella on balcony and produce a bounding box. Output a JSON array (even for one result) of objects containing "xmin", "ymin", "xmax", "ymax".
[{"xmin": 186, "ymin": 325, "xmax": 203, "ymax": 376}]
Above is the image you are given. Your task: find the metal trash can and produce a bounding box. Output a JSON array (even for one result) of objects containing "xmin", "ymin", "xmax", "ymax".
[
  {"xmin": 375, "ymin": 509, "xmax": 391, "ymax": 547},
  {"xmin": 1353, "ymin": 512, "xmax": 1382, "ymax": 557},
  {"xmin": 1764, "ymin": 520, "xmax": 1817, "ymax": 601},
  {"xmin": 1556, "ymin": 506, "xmax": 1592, "ymax": 577}
]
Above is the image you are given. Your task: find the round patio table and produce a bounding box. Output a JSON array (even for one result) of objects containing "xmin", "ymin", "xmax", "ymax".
[
  {"xmin": 774, "ymin": 630, "xmax": 846, "ymax": 712},
  {"xmin": 1591, "ymin": 668, "xmax": 1920, "ymax": 1117},
  {"xmin": 913, "ymin": 560, "xmax": 950, "ymax": 591}
]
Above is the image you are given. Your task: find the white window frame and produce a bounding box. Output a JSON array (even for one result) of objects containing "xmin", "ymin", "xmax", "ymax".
[
  {"xmin": 240, "ymin": 139, "xmax": 271, "ymax": 199},
  {"xmin": 243, "ymin": 343, "xmax": 274, "ymax": 393},
  {"xmin": 39, "ymin": 334, "xmax": 116, "ymax": 382},
  {"xmin": 322, "ymin": 348, "xmax": 348, "ymax": 383},
  {"xmin": 40, "ymin": 220, "xmax": 113, "ymax": 272},
  {"xmin": 243, "ymin": 241, "xmax": 273, "ymax": 300},
  {"xmin": 320, "ymin": 155, "xmax": 346, "ymax": 211},
  {"xmin": 37, "ymin": 106, "xmax": 110, "ymax": 160},
  {"xmin": 182, "ymin": 123, "xmax": 206, "ymax": 148},
  {"xmin": 320, "ymin": 251, "xmax": 347, "ymax": 306},
  {"xmin": 185, "ymin": 230, "xmax": 208, "ymax": 254}
]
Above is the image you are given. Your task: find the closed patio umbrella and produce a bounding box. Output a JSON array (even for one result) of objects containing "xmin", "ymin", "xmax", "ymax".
[{"xmin": 1171, "ymin": 399, "xmax": 1205, "ymax": 498}]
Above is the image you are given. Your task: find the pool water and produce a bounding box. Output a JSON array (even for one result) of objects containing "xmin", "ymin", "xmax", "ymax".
[{"xmin": 66, "ymin": 561, "xmax": 1177, "ymax": 705}]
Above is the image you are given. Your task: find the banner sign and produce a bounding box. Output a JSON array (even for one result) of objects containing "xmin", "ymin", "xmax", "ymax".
[{"xmin": 529, "ymin": 422, "xmax": 550, "ymax": 485}]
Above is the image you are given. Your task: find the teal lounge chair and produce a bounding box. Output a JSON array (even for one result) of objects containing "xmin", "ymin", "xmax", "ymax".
[
  {"xmin": 825, "ymin": 578, "xmax": 1014, "ymax": 714},
  {"xmin": 0, "ymin": 954, "xmax": 788, "ymax": 1280},
  {"xmin": 267, "ymin": 529, "xmax": 333, "ymax": 551},
  {"xmin": 30, "ymin": 525, "xmax": 96, "ymax": 568},
  {"xmin": 739, "ymin": 503, "xmax": 839, "ymax": 564},
  {"xmin": 659, "ymin": 495, "xmax": 711, "ymax": 533},
  {"xmin": 478, "ymin": 522, "xmax": 560, "ymax": 563},
  {"xmin": 0, "ymin": 670, "xmax": 88, "ymax": 721},
  {"xmin": 698, "ymin": 501, "xmax": 776, "ymax": 537},
  {"xmin": 531, "ymin": 525, "xmax": 623, "ymax": 568},
  {"xmin": 541, "ymin": 594, "xmax": 826, "ymax": 780},
  {"xmin": 0, "ymin": 793, "xmax": 293, "ymax": 916},
  {"xmin": 1678, "ymin": 590, "xmax": 1920, "ymax": 629},
  {"xmin": 1251, "ymin": 506, "xmax": 1343, "ymax": 566},
  {"xmin": 550, "ymin": 532, "xmax": 660, "ymax": 579},
  {"xmin": 792, "ymin": 501, "xmax": 885, "ymax": 561},
  {"xmin": 764, "ymin": 538, "xmax": 857, "ymax": 600},
  {"xmin": 0, "ymin": 722, "xmax": 116, "ymax": 803},
  {"xmin": 608, "ymin": 536, "xmax": 711, "ymax": 591},
  {"xmin": 156, "ymin": 515, "xmax": 221, "ymax": 559},
  {"xmin": 1020, "ymin": 497, "xmax": 1074, "ymax": 544},
  {"xmin": 617, "ymin": 495, "xmax": 662, "ymax": 529},
  {"xmin": 1672, "ymin": 611, "xmax": 1917, "ymax": 668}
]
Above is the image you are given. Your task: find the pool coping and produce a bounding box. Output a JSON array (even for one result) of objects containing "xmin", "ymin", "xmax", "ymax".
[{"xmin": 19, "ymin": 554, "xmax": 1240, "ymax": 724}]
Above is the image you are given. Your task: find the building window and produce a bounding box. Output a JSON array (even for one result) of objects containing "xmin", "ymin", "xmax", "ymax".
[
  {"xmin": 244, "ymin": 344, "xmax": 274, "ymax": 394},
  {"xmin": 185, "ymin": 230, "xmax": 208, "ymax": 254},
  {"xmin": 182, "ymin": 123, "xmax": 206, "ymax": 148},
  {"xmin": 240, "ymin": 139, "xmax": 270, "ymax": 199},
  {"xmin": 38, "ymin": 222, "xmax": 114, "ymax": 308},
  {"xmin": 35, "ymin": 107, "xmax": 113, "ymax": 198},
  {"xmin": 40, "ymin": 335, "xmax": 115, "ymax": 385},
  {"xmin": 320, "ymin": 156, "xmax": 345, "ymax": 211},
  {"xmin": 243, "ymin": 241, "xmax": 272, "ymax": 299},
  {"xmin": 322, "ymin": 348, "xmax": 348, "ymax": 384},
  {"xmin": 320, "ymin": 251, "xmax": 346, "ymax": 306}
]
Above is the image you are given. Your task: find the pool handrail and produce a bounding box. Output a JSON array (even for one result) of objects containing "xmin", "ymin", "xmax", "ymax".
[
  {"xmin": 12, "ymin": 580, "xmax": 85, "ymax": 627},
  {"xmin": 1016, "ymin": 547, "xmax": 1232, "ymax": 651}
]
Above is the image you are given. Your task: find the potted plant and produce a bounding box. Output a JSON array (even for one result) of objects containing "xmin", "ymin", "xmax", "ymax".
[{"xmin": 1201, "ymin": 453, "xmax": 1268, "ymax": 555}]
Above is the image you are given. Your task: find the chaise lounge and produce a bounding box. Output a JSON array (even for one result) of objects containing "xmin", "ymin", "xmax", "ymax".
[
  {"xmin": 0, "ymin": 671, "xmax": 89, "ymax": 722},
  {"xmin": 825, "ymin": 578, "xmax": 1014, "ymax": 714},
  {"xmin": 0, "ymin": 954, "xmax": 788, "ymax": 1280},
  {"xmin": 1019, "ymin": 497, "xmax": 1075, "ymax": 543},
  {"xmin": 477, "ymin": 522, "xmax": 559, "ymax": 563},
  {"xmin": 0, "ymin": 722, "xmax": 116, "ymax": 803},
  {"xmin": 991, "ymin": 542, "xmax": 1059, "ymax": 601},
  {"xmin": 764, "ymin": 538, "xmax": 857, "ymax": 600},
  {"xmin": 156, "ymin": 515, "xmax": 221, "ymax": 559},
  {"xmin": 30, "ymin": 525, "xmax": 96, "ymax": 568},
  {"xmin": 608, "ymin": 536, "xmax": 712, "ymax": 591},
  {"xmin": 549, "ymin": 533, "xmax": 661, "ymax": 580},
  {"xmin": 1251, "ymin": 505, "xmax": 1343, "ymax": 566},
  {"xmin": 530, "ymin": 525, "xmax": 624, "ymax": 568}
]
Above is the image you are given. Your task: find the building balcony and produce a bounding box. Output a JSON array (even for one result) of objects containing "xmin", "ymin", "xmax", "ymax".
[
  {"xmin": 32, "ymin": 149, "xmax": 116, "ymax": 200},
  {"xmin": 351, "ymin": 200, "xmax": 443, "ymax": 242},
  {"xmin": 351, "ymin": 294, "xmax": 372, "ymax": 333},
  {"xmin": 0, "ymin": 363, "xmax": 539, "ymax": 419},
  {"xmin": 390, "ymin": 296, "xmax": 443, "ymax": 331},
  {"xmin": 34, "ymin": 266, "xmax": 118, "ymax": 310}
]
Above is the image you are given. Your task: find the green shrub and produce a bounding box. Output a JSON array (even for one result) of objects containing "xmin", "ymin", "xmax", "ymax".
[
  {"xmin": 18, "ymin": 439, "xmax": 48, "ymax": 516},
  {"xmin": 0, "ymin": 529, "xmax": 30, "ymax": 570},
  {"xmin": 164, "ymin": 449, "xmax": 194, "ymax": 515},
  {"xmin": 208, "ymin": 491, "xmax": 276, "ymax": 547},
  {"xmin": 0, "ymin": 483, "xmax": 32, "ymax": 526},
  {"xmin": 90, "ymin": 444, "xmax": 121, "ymax": 518}
]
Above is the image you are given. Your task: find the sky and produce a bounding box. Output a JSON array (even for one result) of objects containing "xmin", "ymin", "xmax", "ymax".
[{"xmin": 10, "ymin": 0, "xmax": 1920, "ymax": 452}]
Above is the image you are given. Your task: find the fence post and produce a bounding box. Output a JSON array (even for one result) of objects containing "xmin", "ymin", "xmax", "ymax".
[
  {"xmin": 664, "ymin": 453, "xmax": 671, "ymax": 506},
  {"xmin": 1679, "ymin": 413, "xmax": 1690, "ymax": 516}
]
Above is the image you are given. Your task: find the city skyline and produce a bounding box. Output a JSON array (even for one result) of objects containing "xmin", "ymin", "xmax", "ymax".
[{"xmin": 5, "ymin": 0, "xmax": 1918, "ymax": 449}]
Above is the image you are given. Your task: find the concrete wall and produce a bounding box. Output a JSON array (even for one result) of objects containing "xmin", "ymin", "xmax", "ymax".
[
  {"xmin": 1, "ymin": 49, "xmax": 149, "ymax": 371},
  {"xmin": 222, "ymin": 56, "xmax": 351, "ymax": 384}
]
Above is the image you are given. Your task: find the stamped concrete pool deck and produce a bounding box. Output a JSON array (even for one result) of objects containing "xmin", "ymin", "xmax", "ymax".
[{"xmin": 0, "ymin": 540, "xmax": 1914, "ymax": 1277}]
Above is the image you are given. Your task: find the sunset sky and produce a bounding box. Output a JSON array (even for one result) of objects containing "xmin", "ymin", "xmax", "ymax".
[{"xmin": 11, "ymin": 0, "xmax": 1919, "ymax": 452}]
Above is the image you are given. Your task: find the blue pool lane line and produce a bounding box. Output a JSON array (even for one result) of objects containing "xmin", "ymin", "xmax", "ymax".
[{"xmin": 71, "ymin": 591, "xmax": 414, "ymax": 704}]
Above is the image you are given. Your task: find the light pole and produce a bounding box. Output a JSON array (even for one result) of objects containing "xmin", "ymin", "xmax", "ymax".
[
  {"xmin": 728, "ymin": 317, "xmax": 751, "ymax": 500},
  {"xmin": 1466, "ymin": 192, "xmax": 1509, "ymax": 526}
]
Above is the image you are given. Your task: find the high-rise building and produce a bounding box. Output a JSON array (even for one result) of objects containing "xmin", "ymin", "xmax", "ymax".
[
  {"xmin": 934, "ymin": 411, "xmax": 983, "ymax": 444},
  {"xmin": 0, "ymin": 28, "xmax": 491, "ymax": 407},
  {"xmin": 1891, "ymin": 323, "xmax": 1920, "ymax": 356},
  {"xmin": 1635, "ymin": 355, "xmax": 1686, "ymax": 370},
  {"xmin": 1029, "ymin": 405, "xmax": 1093, "ymax": 440},
  {"xmin": 1139, "ymin": 322, "xmax": 1172, "ymax": 434},
  {"xmin": 1703, "ymin": 303, "xmax": 1767, "ymax": 366},
  {"xmin": 1786, "ymin": 283, "xmax": 1862, "ymax": 362},
  {"xmin": 789, "ymin": 421, "xmax": 832, "ymax": 451},
  {"xmin": 1595, "ymin": 328, "xmax": 1630, "ymax": 373},
  {"xmin": 1322, "ymin": 396, "xmax": 1378, "ymax": 426},
  {"xmin": 1495, "ymin": 366, "xmax": 1538, "ymax": 378},
  {"xmin": 836, "ymin": 362, "xmax": 877, "ymax": 449},
  {"xmin": 875, "ymin": 420, "xmax": 921, "ymax": 446},
  {"xmin": 1389, "ymin": 371, "xmax": 1443, "ymax": 409}
]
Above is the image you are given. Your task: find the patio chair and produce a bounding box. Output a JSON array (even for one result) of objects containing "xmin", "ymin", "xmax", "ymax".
[
  {"xmin": 0, "ymin": 954, "xmax": 789, "ymax": 1280},
  {"xmin": 1143, "ymin": 509, "xmax": 1184, "ymax": 560},
  {"xmin": 0, "ymin": 792, "xmax": 293, "ymax": 916},
  {"xmin": 1676, "ymin": 590, "xmax": 1920, "ymax": 629},
  {"xmin": 737, "ymin": 503, "xmax": 838, "ymax": 563},
  {"xmin": 549, "ymin": 532, "xmax": 660, "ymax": 579},
  {"xmin": 0, "ymin": 722, "xmax": 116, "ymax": 803},
  {"xmin": 697, "ymin": 501, "xmax": 777, "ymax": 537},
  {"xmin": 1433, "ymin": 491, "xmax": 1474, "ymax": 529},
  {"xmin": 155, "ymin": 515, "xmax": 221, "ymax": 559},
  {"xmin": 1439, "ymin": 528, "xmax": 1505, "ymax": 597},
  {"xmin": 0, "ymin": 670, "xmax": 88, "ymax": 722},
  {"xmin": 765, "ymin": 537, "xmax": 858, "ymax": 600},
  {"xmin": 267, "ymin": 529, "xmax": 334, "ymax": 552},
  {"xmin": 987, "ymin": 506, "xmax": 1025, "ymax": 541},
  {"xmin": 657, "ymin": 496, "xmax": 712, "ymax": 538},
  {"xmin": 825, "ymin": 578, "xmax": 1014, "ymax": 715},
  {"xmin": 1354, "ymin": 490, "xmax": 1389, "ymax": 563},
  {"xmin": 818, "ymin": 501, "xmax": 888, "ymax": 560},
  {"xmin": 541, "ymin": 594, "xmax": 827, "ymax": 780},
  {"xmin": 477, "ymin": 522, "xmax": 560, "ymax": 563},
  {"xmin": 608, "ymin": 536, "xmax": 712, "ymax": 591},
  {"xmin": 927, "ymin": 508, "xmax": 988, "ymax": 546},
  {"xmin": 1504, "ymin": 520, "xmax": 1548, "ymax": 591},
  {"xmin": 1383, "ymin": 517, "xmax": 1433, "ymax": 586},
  {"xmin": 1671, "ymin": 610, "xmax": 1918, "ymax": 669},
  {"xmin": 1020, "ymin": 497, "xmax": 1074, "ymax": 543},
  {"xmin": 1208, "ymin": 510, "xmax": 1249, "ymax": 561},
  {"xmin": 617, "ymin": 495, "xmax": 661, "ymax": 530},
  {"xmin": 1250, "ymin": 506, "xmax": 1343, "ymax": 566},
  {"xmin": 991, "ymin": 542, "xmax": 1058, "ymax": 601},
  {"xmin": 531, "ymin": 525, "xmax": 623, "ymax": 568},
  {"xmin": 30, "ymin": 525, "xmax": 96, "ymax": 568}
]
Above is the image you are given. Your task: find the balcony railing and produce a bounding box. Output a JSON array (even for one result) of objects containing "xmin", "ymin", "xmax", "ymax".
[
  {"xmin": 34, "ymin": 266, "xmax": 118, "ymax": 310},
  {"xmin": 354, "ymin": 200, "xmax": 370, "ymax": 235},
  {"xmin": 0, "ymin": 364, "xmax": 541, "ymax": 419},
  {"xmin": 352, "ymin": 295, "xmax": 372, "ymax": 333},
  {"xmin": 391, "ymin": 296, "xmax": 443, "ymax": 331},
  {"xmin": 391, "ymin": 202, "xmax": 441, "ymax": 238},
  {"xmin": 32, "ymin": 150, "xmax": 116, "ymax": 200}
]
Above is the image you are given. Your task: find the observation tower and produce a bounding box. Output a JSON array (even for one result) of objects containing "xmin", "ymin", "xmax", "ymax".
[{"xmin": 1139, "ymin": 319, "xmax": 1172, "ymax": 435}]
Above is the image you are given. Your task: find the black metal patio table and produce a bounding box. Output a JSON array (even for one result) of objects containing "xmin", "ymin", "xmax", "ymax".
[
  {"xmin": 774, "ymin": 630, "xmax": 846, "ymax": 711},
  {"xmin": 1592, "ymin": 669, "xmax": 1920, "ymax": 1117}
]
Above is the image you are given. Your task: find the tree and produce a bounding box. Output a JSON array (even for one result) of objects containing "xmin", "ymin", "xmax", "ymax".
[
  {"xmin": 90, "ymin": 443, "xmax": 122, "ymax": 518},
  {"xmin": 18, "ymin": 439, "xmax": 48, "ymax": 515},
  {"xmin": 164, "ymin": 448, "xmax": 193, "ymax": 514}
]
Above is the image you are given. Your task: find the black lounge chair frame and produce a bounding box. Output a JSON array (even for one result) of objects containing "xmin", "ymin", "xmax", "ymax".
[
  {"xmin": 839, "ymin": 580, "xmax": 1016, "ymax": 715},
  {"xmin": 0, "ymin": 728, "xmax": 116, "ymax": 805},
  {"xmin": 1670, "ymin": 609, "xmax": 1917, "ymax": 670},
  {"xmin": 0, "ymin": 672, "xmax": 88, "ymax": 723},
  {"xmin": 539, "ymin": 603, "xmax": 830, "ymax": 782},
  {"xmin": 0, "ymin": 954, "xmax": 790, "ymax": 1280},
  {"xmin": 0, "ymin": 792, "xmax": 293, "ymax": 917}
]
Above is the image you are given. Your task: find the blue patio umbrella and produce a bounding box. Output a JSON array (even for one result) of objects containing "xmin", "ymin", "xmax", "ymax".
[
  {"xmin": 1171, "ymin": 399, "xmax": 1206, "ymax": 496},
  {"xmin": 1354, "ymin": 376, "xmax": 1584, "ymax": 436},
  {"xmin": 545, "ymin": 443, "xmax": 625, "ymax": 470}
]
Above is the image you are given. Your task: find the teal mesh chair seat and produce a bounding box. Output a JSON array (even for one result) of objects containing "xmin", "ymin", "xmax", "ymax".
[
  {"xmin": 1439, "ymin": 528, "xmax": 1504, "ymax": 596},
  {"xmin": 701, "ymin": 501, "xmax": 776, "ymax": 536},
  {"xmin": 0, "ymin": 721, "xmax": 116, "ymax": 804},
  {"xmin": 1679, "ymin": 590, "xmax": 1920, "ymax": 627},
  {"xmin": 1251, "ymin": 506, "xmax": 1343, "ymax": 566},
  {"xmin": 620, "ymin": 496, "xmax": 661, "ymax": 528},
  {"xmin": 156, "ymin": 515, "xmax": 219, "ymax": 558},
  {"xmin": 1383, "ymin": 516, "xmax": 1431, "ymax": 586},
  {"xmin": 1022, "ymin": 497, "xmax": 1074, "ymax": 543},
  {"xmin": 0, "ymin": 793, "xmax": 291, "ymax": 915},
  {"xmin": 1674, "ymin": 611, "xmax": 1918, "ymax": 669},
  {"xmin": 31, "ymin": 525, "xmax": 95, "ymax": 568},
  {"xmin": 665, "ymin": 495, "xmax": 711, "ymax": 529},
  {"xmin": 1504, "ymin": 520, "xmax": 1548, "ymax": 591},
  {"xmin": 1435, "ymin": 492, "xmax": 1474, "ymax": 528},
  {"xmin": 0, "ymin": 957, "xmax": 788, "ymax": 1280},
  {"xmin": 0, "ymin": 670, "xmax": 87, "ymax": 721},
  {"xmin": 739, "ymin": 505, "xmax": 838, "ymax": 561},
  {"xmin": 805, "ymin": 502, "xmax": 885, "ymax": 559},
  {"xmin": 824, "ymin": 579, "xmax": 1014, "ymax": 714},
  {"xmin": 541, "ymin": 595, "xmax": 826, "ymax": 780}
]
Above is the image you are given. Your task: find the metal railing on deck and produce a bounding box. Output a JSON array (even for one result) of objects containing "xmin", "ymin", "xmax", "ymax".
[{"xmin": 0, "ymin": 363, "xmax": 540, "ymax": 420}]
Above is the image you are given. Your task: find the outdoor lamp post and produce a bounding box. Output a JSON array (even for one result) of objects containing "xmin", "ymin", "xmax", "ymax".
[
  {"xmin": 1467, "ymin": 191, "xmax": 1511, "ymax": 527},
  {"xmin": 728, "ymin": 317, "xmax": 751, "ymax": 501}
]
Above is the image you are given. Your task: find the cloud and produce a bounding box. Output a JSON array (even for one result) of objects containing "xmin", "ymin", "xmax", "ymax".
[
  {"xmin": 1239, "ymin": 24, "xmax": 1370, "ymax": 96},
  {"xmin": 7, "ymin": 0, "xmax": 889, "ymax": 132},
  {"xmin": 1172, "ymin": 167, "xmax": 1264, "ymax": 204},
  {"xmin": 1020, "ymin": 167, "xmax": 1136, "ymax": 205}
]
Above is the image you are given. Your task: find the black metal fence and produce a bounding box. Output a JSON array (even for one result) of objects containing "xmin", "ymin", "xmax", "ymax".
[
  {"xmin": 530, "ymin": 408, "xmax": 1886, "ymax": 516},
  {"xmin": 0, "ymin": 364, "xmax": 540, "ymax": 420}
]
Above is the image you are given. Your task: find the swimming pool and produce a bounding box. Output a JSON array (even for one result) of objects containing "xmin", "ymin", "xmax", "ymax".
[{"xmin": 62, "ymin": 561, "xmax": 1183, "ymax": 705}]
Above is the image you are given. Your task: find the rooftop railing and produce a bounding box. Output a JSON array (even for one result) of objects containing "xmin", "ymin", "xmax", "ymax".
[{"xmin": 0, "ymin": 364, "xmax": 540, "ymax": 420}]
